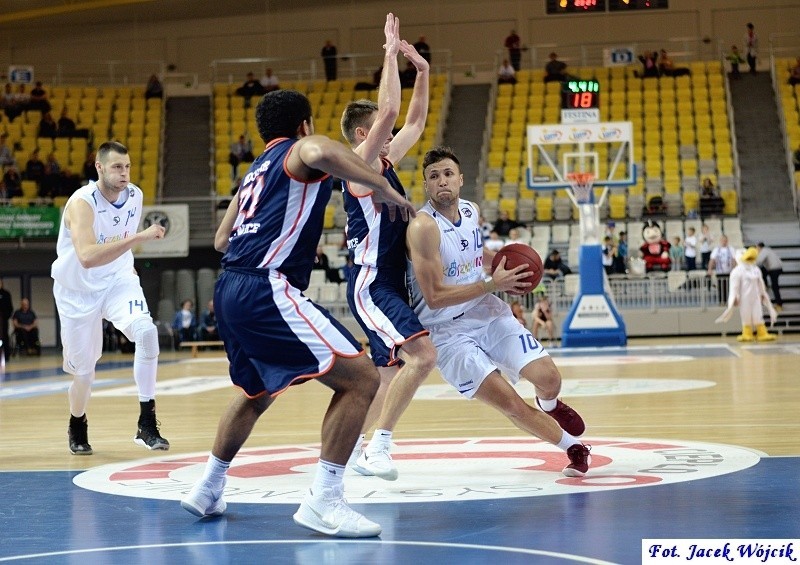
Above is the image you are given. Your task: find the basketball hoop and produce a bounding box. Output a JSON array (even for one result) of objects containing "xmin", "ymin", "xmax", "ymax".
[{"xmin": 566, "ymin": 172, "xmax": 595, "ymax": 205}]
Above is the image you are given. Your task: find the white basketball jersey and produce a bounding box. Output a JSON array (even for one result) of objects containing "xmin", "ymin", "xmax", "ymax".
[
  {"xmin": 409, "ymin": 199, "xmax": 486, "ymax": 326},
  {"xmin": 51, "ymin": 181, "xmax": 142, "ymax": 292}
]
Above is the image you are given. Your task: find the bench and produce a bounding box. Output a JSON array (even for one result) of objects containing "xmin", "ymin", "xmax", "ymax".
[{"xmin": 179, "ymin": 341, "xmax": 225, "ymax": 358}]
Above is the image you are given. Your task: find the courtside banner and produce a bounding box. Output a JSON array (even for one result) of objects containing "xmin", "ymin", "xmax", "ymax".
[
  {"xmin": 0, "ymin": 206, "xmax": 60, "ymax": 237},
  {"xmin": 134, "ymin": 204, "xmax": 189, "ymax": 258}
]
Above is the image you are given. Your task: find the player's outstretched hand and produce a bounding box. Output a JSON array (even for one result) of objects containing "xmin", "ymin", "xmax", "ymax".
[
  {"xmin": 141, "ymin": 224, "xmax": 166, "ymax": 240},
  {"xmin": 399, "ymin": 40, "xmax": 430, "ymax": 73},
  {"xmin": 383, "ymin": 13, "xmax": 400, "ymax": 56},
  {"xmin": 369, "ymin": 189, "xmax": 416, "ymax": 223},
  {"xmin": 491, "ymin": 255, "xmax": 532, "ymax": 294}
]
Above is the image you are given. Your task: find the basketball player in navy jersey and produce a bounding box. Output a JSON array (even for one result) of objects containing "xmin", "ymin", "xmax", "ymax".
[
  {"xmin": 341, "ymin": 15, "xmax": 437, "ymax": 481},
  {"xmin": 181, "ymin": 89, "xmax": 414, "ymax": 538},
  {"xmin": 51, "ymin": 141, "xmax": 169, "ymax": 455},
  {"xmin": 406, "ymin": 147, "xmax": 591, "ymax": 477}
]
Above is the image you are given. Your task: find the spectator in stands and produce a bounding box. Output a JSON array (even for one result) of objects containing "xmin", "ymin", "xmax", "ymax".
[
  {"xmin": 39, "ymin": 152, "xmax": 62, "ymax": 199},
  {"xmin": 145, "ymin": 74, "xmax": 164, "ymax": 100},
  {"xmin": 614, "ymin": 231, "xmax": 628, "ymax": 274},
  {"xmin": 200, "ymin": 299, "xmax": 218, "ymax": 341},
  {"xmin": 259, "ymin": 68, "xmax": 280, "ymax": 93},
  {"xmin": 744, "ymin": 23, "xmax": 758, "ymax": 74},
  {"xmin": 544, "ymin": 249, "xmax": 571, "ymax": 280},
  {"xmin": 485, "ymin": 230, "xmax": 505, "ymax": 252},
  {"xmin": 497, "ymin": 59, "xmax": 517, "ymax": 84},
  {"xmin": 532, "ymin": 293, "xmax": 556, "ymax": 344},
  {"xmin": 636, "ymin": 51, "xmax": 660, "ymax": 79},
  {"xmin": 684, "ymin": 226, "xmax": 698, "ymax": 271},
  {"xmin": 510, "ymin": 301, "xmax": 527, "ymax": 326},
  {"xmin": 400, "ymin": 61, "xmax": 417, "ymax": 89},
  {"xmin": 601, "ymin": 236, "xmax": 616, "ymax": 275},
  {"xmin": 172, "ymin": 299, "xmax": 197, "ymax": 347},
  {"xmin": 0, "ymin": 278, "xmax": 11, "ymax": 362},
  {"xmin": 700, "ymin": 177, "xmax": 724, "ymax": 219},
  {"xmin": 228, "ymin": 135, "xmax": 254, "ymax": 180},
  {"xmin": 708, "ymin": 234, "xmax": 736, "ymax": 304},
  {"xmin": 2, "ymin": 83, "xmax": 22, "ymax": 121},
  {"xmin": 479, "ymin": 214, "xmax": 493, "ymax": 240},
  {"xmin": 0, "ymin": 133, "xmax": 15, "ymax": 168},
  {"xmin": 82, "ymin": 151, "xmax": 99, "ymax": 182},
  {"xmin": 414, "ymin": 36, "xmax": 431, "ymax": 64},
  {"xmin": 12, "ymin": 84, "xmax": 30, "ymax": 115},
  {"xmin": 790, "ymin": 57, "xmax": 800, "ymax": 86},
  {"xmin": 658, "ymin": 49, "xmax": 690, "ymax": 77},
  {"xmin": 727, "ymin": 45, "xmax": 745, "ymax": 79},
  {"xmin": 506, "ymin": 227, "xmax": 525, "ymax": 245},
  {"xmin": 0, "ymin": 179, "xmax": 9, "ymax": 201},
  {"xmin": 756, "ymin": 242, "xmax": 784, "ymax": 311},
  {"xmin": 604, "ymin": 220, "xmax": 617, "ymax": 244},
  {"xmin": 24, "ymin": 149, "xmax": 46, "ymax": 187},
  {"xmin": 321, "ymin": 39, "xmax": 338, "ymax": 81},
  {"xmin": 37, "ymin": 111, "xmax": 58, "ymax": 138},
  {"xmin": 314, "ymin": 245, "xmax": 343, "ymax": 283},
  {"xmin": 235, "ymin": 72, "xmax": 266, "ymax": 107},
  {"xmin": 28, "ymin": 81, "xmax": 51, "ymax": 113},
  {"xmin": 2, "ymin": 165, "xmax": 22, "ymax": 198},
  {"xmin": 12, "ymin": 298, "xmax": 40, "ymax": 355},
  {"xmin": 793, "ymin": 143, "xmax": 800, "ymax": 171},
  {"xmin": 58, "ymin": 167, "xmax": 83, "ymax": 197},
  {"xmin": 493, "ymin": 209, "xmax": 521, "ymax": 237},
  {"xmin": 340, "ymin": 256, "xmax": 356, "ymax": 283},
  {"xmin": 504, "ymin": 30, "xmax": 522, "ymax": 71},
  {"xmin": 544, "ymin": 52, "xmax": 568, "ymax": 83},
  {"xmin": 669, "ymin": 236, "xmax": 684, "ymax": 271},
  {"xmin": 699, "ymin": 223, "xmax": 714, "ymax": 270},
  {"xmin": 57, "ymin": 107, "xmax": 88, "ymax": 138}
]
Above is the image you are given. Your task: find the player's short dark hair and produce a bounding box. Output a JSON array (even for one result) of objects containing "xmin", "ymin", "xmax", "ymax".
[
  {"xmin": 422, "ymin": 146, "xmax": 461, "ymax": 178},
  {"xmin": 255, "ymin": 90, "xmax": 312, "ymax": 143},
  {"xmin": 96, "ymin": 141, "xmax": 128, "ymax": 162},
  {"xmin": 341, "ymin": 99, "xmax": 378, "ymax": 145}
]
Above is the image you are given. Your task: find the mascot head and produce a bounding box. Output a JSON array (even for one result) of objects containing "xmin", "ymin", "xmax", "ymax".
[
  {"xmin": 642, "ymin": 220, "xmax": 664, "ymax": 244},
  {"xmin": 739, "ymin": 246, "xmax": 758, "ymax": 265}
]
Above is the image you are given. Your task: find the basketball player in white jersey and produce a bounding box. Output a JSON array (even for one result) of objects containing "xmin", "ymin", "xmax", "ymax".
[
  {"xmin": 341, "ymin": 14, "xmax": 436, "ymax": 480},
  {"xmin": 406, "ymin": 146, "xmax": 591, "ymax": 476},
  {"xmin": 51, "ymin": 141, "xmax": 169, "ymax": 455}
]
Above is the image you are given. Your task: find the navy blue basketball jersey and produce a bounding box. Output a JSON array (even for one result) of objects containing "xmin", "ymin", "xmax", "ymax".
[
  {"xmin": 221, "ymin": 137, "xmax": 333, "ymax": 290},
  {"xmin": 343, "ymin": 158, "xmax": 408, "ymax": 272}
]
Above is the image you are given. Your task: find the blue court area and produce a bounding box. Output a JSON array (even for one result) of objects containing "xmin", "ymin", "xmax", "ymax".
[{"xmin": 1, "ymin": 457, "xmax": 798, "ymax": 564}]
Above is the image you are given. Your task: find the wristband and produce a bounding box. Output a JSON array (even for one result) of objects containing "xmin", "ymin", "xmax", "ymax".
[{"xmin": 483, "ymin": 278, "xmax": 496, "ymax": 294}]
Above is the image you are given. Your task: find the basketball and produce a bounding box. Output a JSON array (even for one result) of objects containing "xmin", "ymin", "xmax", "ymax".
[{"xmin": 490, "ymin": 243, "xmax": 544, "ymax": 296}]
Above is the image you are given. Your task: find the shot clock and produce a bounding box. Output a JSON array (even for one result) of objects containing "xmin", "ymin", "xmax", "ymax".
[{"xmin": 561, "ymin": 80, "xmax": 600, "ymax": 109}]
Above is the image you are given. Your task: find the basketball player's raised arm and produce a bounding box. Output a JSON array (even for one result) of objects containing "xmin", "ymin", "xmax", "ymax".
[
  {"xmin": 214, "ymin": 196, "xmax": 239, "ymax": 252},
  {"xmin": 406, "ymin": 213, "xmax": 527, "ymax": 310},
  {"xmin": 66, "ymin": 198, "xmax": 164, "ymax": 269},
  {"xmin": 355, "ymin": 13, "xmax": 401, "ymax": 169},
  {"xmin": 387, "ymin": 42, "xmax": 429, "ymax": 165},
  {"xmin": 291, "ymin": 135, "xmax": 415, "ymax": 222}
]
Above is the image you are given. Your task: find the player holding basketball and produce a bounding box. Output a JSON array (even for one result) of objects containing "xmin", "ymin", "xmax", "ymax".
[
  {"xmin": 406, "ymin": 146, "xmax": 590, "ymax": 476},
  {"xmin": 181, "ymin": 89, "xmax": 415, "ymax": 538},
  {"xmin": 341, "ymin": 14, "xmax": 436, "ymax": 480}
]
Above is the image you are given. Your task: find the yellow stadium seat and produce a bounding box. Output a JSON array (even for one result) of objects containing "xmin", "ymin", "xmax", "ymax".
[
  {"xmin": 720, "ymin": 189, "xmax": 738, "ymax": 214},
  {"xmin": 609, "ymin": 193, "xmax": 626, "ymax": 219},
  {"xmin": 22, "ymin": 180, "xmax": 38, "ymax": 198},
  {"xmin": 535, "ymin": 196, "xmax": 553, "ymax": 222},
  {"xmin": 683, "ymin": 191, "xmax": 700, "ymax": 216}
]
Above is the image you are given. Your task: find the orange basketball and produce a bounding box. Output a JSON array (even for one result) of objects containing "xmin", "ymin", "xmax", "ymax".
[{"xmin": 490, "ymin": 243, "xmax": 544, "ymax": 296}]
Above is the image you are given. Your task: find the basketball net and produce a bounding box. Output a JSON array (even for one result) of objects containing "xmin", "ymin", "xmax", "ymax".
[{"xmin": 566, "ymin": 172, "xmax": 601, "ymax": 246}]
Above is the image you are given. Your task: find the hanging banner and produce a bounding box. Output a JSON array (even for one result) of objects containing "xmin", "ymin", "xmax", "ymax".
[
  {"xmin": 133, "ymin": 204, "xmax": 190, "ymax": 258},
  {"xmin": 0, "ymin": 206, "xmax": 60, "ymax": 237}
]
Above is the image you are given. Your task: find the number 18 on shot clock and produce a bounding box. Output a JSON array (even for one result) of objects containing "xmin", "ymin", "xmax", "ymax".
[{"xmin": 561, "ymin": 79, "xmax": 600, "ymax": 124}]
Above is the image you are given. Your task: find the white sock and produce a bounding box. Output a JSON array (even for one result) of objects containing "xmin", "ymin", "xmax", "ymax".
[
  {"xmin": 368, "ymin": 428, "xmax": 393, "ymax": 451},
  {"xmin": 556, "ymin": 430, "xmax": 580, "ymax": 451},
  {"xmin": 353, "ymin": 433, "xmax": 366, "ymax": 453},
  {"xmin": 68, "ymin": 373, "xmax": 94, "ymax": 417},
  {"xmin": 312, "ymin": 460, "xmax": 345, "ymax": 493},
  {"xmin": 201, "ymin": 454, "xmax": 230, "ymax": 492},
  {"xmin": 537, "ymin": 397, "xmax": 557, "ymax": 412}
]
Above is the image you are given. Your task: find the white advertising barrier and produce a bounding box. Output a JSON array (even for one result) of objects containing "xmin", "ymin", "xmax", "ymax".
[{"xmin": 134, "ymin": 204, "xmax": 190, "ymax": 258}]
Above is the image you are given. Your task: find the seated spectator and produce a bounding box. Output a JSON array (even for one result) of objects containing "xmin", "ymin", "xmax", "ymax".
[
  {"xmin": 12, "ymin": 298, "xmax": 40, "ymax": 355},
  {"xmin": 544, "ymin": 52, "xmax": 568, "ymax": 83},
  {"xmin": 643, "ymin": 194, "xmax": 666, "ymax": 216},
  {"xmin": 56, "ymin": 107, "xmax": 89, "ymax": 138},
  {"xmin": 28, "ymin": 81, "xmax": 51, "ymax": 113},
  {"xmin": 485, "ymin": 230, "xmax": 505, "ymax": 252},
  {"xmin": 0, "ymin": 179, "xmax": 10, "ymax": 202},
  {"xmin": 12, "ymin": 84, "xmax": 30, "ymax": 115},
  {"xmin": 532, "ymin": 294, "xmax": 556, "ymax": 343},
  {"xmin": 727, "ymin": 45, "xmax": 745, "ymax": 79},
  {"xmin": 2, "ymin": 165, "xmax": 23, "ymax": 198},
  {"xmin": 789, "ymin": 57, "xmax": 800, "ymax": 86},
  {"xmin": 0, "ymin": 133, "xmax": 16, "ymax": 169},
  {"xmin": 479, "ymin": 215, "xmax": 493, "ymax": 240},
  {"xmin": 145, "ymin": 74, "xmax": 164, "ymax": 100},
  {"xmin": 543, "ymin": 249, "xmax": 572, "ymax": 280},
  {"xmin": 259, "ymin": 68, "xmax": 280, "ymax": 93},
  {"xmin": 38, "ymin": 152, "xmax": 62, "ymax": 199},
  {"xmin": 699, "ymin": 177, "xmax": 724, "ymax": 218},
  {"xmin": 314, "ymin": 245, "xmax": 343, "ymax": 283},
  {"xmin": 229, "ymin": 134, "xmax": 255, "ymax": 179},
  {"xmin": 24, "ymin": 149, "xmax": 46, "ymax": 187},
  {"xmin": 235, "ymin": 72, "xmax": 266, "ymax": 107},
  {"xmin": 172, "ymin": 299, "xmax": 197, "ymax": 347},
  {"xmin": 505, "ymin": 227, "xmax": 525, "ymax": 245},
  {"xmin": 38, "ymin": 111, "xmax": 58, "ymax": 138},
  {"xmin": 658, "ymin": 49, "xmax": 690, "ymax": 77},
  {"xmin": 400, "ymin": 61, "xmax": 417, "ymax": 89},
  {"xmin": 82, "ymin": 151, "xmax": 99, "ymax": 182},
  {"xmin": 58, "ymin": 167, "xmax": 83, "ymax": 197},
  {"xmin": 199, "ymin": 300, "xmax": 218, "ymax": 341},
  {"xmin": 492, "ymin": 209, "xmax": 522, "ymax": 237},
  {"xmin": 510, "ymin": 301, "xmax": 527, "ymax": 326},
  {"xmin": 636, "ymin": 51, "xmax": 660, "ymax": 79},
  {"xmin": 2, "ymin": 83, "xmax": 22, "ymax": 121},
  {"xmin": 497, "ymin": 59, "xmax": 517, "ymax": 84}
]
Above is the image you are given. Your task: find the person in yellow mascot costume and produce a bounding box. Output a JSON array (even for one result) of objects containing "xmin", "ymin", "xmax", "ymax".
[{"xmin": 715, "ymin": 246, "xmax": 777, "ymax": 342}]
